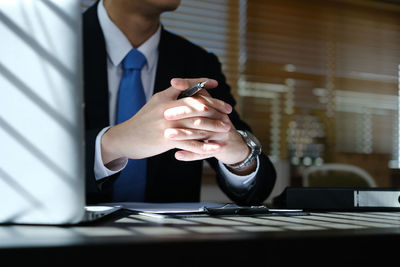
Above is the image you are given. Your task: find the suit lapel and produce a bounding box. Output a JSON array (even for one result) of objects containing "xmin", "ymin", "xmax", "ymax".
[
  {"xmin": 83, "ymin": 2, "xmax": 110, "ymax": 130},
  {"xmin": 153, "ymin": 28, "xmax": 185, "ymax": 94}
]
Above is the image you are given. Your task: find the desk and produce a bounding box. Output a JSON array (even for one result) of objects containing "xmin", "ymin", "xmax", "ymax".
[{"xmin": 1, "ymin": 210, "xmax": 400, "ymax": 266}]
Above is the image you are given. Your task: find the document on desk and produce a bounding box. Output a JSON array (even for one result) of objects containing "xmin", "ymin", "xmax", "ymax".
[
  {"xmin": 101, "ymin": 202, "xmax": 305, "ymax": 217},
  {"xmin": 104, "ymin": 202, "xmax": 222, "ymax": 215}
]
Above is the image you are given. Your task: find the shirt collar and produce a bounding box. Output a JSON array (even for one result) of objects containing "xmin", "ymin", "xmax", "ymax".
[{"xmin": 97, "ymin": 0, "xmax": 161, "ymax": 71}]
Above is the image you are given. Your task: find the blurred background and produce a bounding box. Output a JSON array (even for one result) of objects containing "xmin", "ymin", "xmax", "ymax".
[{"xmin": 82, "ymin": 0, "xmax": 400, "ymax": 203}]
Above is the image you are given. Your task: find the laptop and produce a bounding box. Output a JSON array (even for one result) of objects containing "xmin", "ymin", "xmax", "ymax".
[{"xmin": 0, "ymin": 0, "xmax": 119, "ymax": 224}]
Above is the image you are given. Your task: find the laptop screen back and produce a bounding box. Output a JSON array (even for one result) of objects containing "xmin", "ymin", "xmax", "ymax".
[{"xmin": 0, "ymin": 0, "xmax": 85, "ymax": 224}]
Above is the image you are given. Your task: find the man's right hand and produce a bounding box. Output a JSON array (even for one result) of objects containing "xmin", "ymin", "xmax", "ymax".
[{"xmin": 100, "ymin": 78, "xmax": 233, "ymax": 165}]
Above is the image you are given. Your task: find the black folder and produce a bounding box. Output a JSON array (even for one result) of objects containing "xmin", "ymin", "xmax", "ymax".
[{"xmin": 273, "ymin": 187, "xmax": 400, "ymax": 211}]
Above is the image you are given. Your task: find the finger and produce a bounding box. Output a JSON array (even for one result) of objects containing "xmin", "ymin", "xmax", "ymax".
[
  {"xmin": 171, "ymin": 78, "xmax": 218, "ymax": 91},
  {"xmin": 164, "ymin": 78, "xmax": 218, "ymax": 100},
  {"xmin": 164, "ymin": 99, "xmax": 231, "ymax": 121},
  {"xmin": 173, "ymin": 140, "xmax": 221, "ymax": 155},
  {"xmin": 167, "ymin": 117, "xmax": 231, "ymax": 133},
  {"xmin": 175, "ymin": 150, "xmax": 216, "ymax": 161},
  {"xmin": 185, "ymin": 95, "xmax": 232, "ymax": 115},
  {"xmin": 161, "ymin": 78, "xmax": 218, "ymax": 100},
  {"xmin": 164, "ymin": 101, "xmax": 208, "ymax": 120},
  {"xmin": 164, "ymin": 104, "xmax": 230, "ymax": 123},
  {"xmin": 164, "ymin": 128, "xmax": 227, "ymax": 141}
]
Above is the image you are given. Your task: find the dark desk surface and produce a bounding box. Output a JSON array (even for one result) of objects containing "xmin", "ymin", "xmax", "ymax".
[{"xmin": 1, "ymin": 210, "xmax": 400, "ymax": 266}]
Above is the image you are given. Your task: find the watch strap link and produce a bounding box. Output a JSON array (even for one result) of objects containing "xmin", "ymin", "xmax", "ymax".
[{"xmin": 226, "ymin": 130, "xmax": 261, "ymax": 170}]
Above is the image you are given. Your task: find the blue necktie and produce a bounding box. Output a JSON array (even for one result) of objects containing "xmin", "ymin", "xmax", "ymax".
[{"xmin": 113, "ymin": 49, "xmax": 147, "ymax": 202}]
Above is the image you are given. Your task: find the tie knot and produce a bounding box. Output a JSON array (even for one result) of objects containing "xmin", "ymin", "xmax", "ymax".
[{"xmin": 122, "ymin": 49, "xmax": 147, "ymax": 70}]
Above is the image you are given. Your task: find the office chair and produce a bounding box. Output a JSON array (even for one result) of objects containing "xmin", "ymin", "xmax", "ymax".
[{"xmin": 302, "ymin": 163, "xmax": 376, "ymax": 188}]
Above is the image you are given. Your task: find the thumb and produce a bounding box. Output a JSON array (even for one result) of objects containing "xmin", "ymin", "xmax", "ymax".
[{"xmin": 163, "ymin": 78, "xmax": 217, "ymax": 99}]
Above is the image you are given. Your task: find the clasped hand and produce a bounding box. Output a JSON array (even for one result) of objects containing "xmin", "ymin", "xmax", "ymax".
[{"xmin": 101, "ymin": 78, "xmax": 250, "ymax": 168}]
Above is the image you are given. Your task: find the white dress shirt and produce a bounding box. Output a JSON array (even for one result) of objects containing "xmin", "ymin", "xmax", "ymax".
[{"xmin": 93, "ymin": 0, "xmax": 258, "ymax": 190}]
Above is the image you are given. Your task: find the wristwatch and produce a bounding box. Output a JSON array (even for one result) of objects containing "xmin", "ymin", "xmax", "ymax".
[{"xmin": 227, "ymin": 130, "xmax": 262, "ymax": 170}]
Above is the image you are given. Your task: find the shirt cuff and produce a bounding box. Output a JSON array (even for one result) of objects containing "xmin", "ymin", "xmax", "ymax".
[
  {"xmin": 94, "ymin": 126, "xmax": 128, "ymax": 181},
  {"xmin": 218, "ymin": 156, "xmax": 259, "ymax": 191}
]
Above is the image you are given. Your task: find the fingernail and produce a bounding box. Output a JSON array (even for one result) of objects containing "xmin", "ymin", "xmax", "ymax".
[
  {"xmin": 176, "ymin": 153, "xmax": 185, "ymax": 160},
  {"xmin": 225, "ymin": 103, "xmax": 232, "ymax": 113}
]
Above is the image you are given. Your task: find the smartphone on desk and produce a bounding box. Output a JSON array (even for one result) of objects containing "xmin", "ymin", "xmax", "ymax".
[{"xmin": 204, "ymin": 204, "xmax": 269, "ymax": 215}]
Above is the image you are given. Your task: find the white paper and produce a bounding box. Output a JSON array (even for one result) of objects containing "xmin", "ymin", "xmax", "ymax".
[{"xmin": 100, "ymin": 202, "xmax": 224, "ymax": 214}]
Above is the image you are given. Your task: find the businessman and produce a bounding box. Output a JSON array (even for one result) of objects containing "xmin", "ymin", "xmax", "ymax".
[{"xmin": 83, "ymin": 0, "xmax": 276, "ymax": 205}]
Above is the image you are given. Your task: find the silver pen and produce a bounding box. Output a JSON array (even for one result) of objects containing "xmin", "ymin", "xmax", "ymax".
[{"xmin": 177, "ymin": 81, "xmax": 207, "ymax": 99}]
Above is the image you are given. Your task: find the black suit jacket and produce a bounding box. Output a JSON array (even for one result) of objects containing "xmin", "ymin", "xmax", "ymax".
[{"xmin": 83, "ymin": 2, "xmax": 276, "ymax": 205}]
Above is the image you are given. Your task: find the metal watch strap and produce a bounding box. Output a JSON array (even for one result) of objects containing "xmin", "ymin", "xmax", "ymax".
[{"xmin": 226, "ymin": 130, "xmax": 261, "ymax": 170}]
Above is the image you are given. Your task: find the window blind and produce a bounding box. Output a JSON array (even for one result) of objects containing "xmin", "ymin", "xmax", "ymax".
[{"xmin": 239, "ymin": 0, "xmax": 400, "ymax": 166}]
